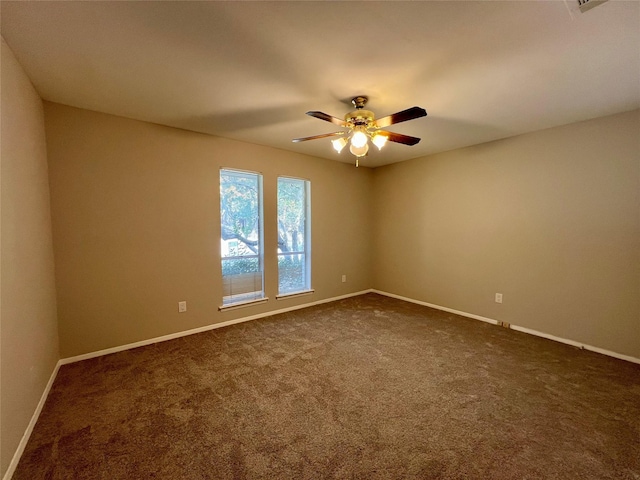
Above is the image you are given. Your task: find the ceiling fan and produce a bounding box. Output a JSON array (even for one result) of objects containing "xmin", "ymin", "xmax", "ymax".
[{"xmin": 292, "ymin": 96, "xmax": 427, "ymax": 166}]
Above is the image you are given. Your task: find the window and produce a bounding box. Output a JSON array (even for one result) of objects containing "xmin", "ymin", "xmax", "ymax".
[
  {"xmin": 277, "ymin": 177, "xmax": 311, "ymax": 296},
  {"xmin": 220, "ymin": 169, "xmax": 264, "ymax": 307}
]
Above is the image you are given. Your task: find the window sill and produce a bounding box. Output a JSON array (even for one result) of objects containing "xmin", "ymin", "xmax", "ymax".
[
  {"xmin": 276, "ymin": 289, "xmax": 315, "ymax": 300},
  {"xmin": 218, "ymin": 297, "xmax": 269, "ymax": 312}
]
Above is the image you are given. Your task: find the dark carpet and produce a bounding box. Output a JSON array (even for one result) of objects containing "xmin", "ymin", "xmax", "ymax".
[{"xmin": 14, "ymin": 293, "xmax": 640, "ymax": 479}]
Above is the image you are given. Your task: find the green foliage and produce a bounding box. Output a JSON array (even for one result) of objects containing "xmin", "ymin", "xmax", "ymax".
[
  {"xmin": 277, "ymin": 179, "xmax": 309, "ymax": 292},
  {"xmin": 222, "ymin": 257, "xmax": 259, "ymax": 276},
  {"xmin": 220, "ymin": 170, "xmax": 261, "ymax": 254},
  {"xmin": 278, "ymin": 178, "xmax": 306, "ymax": 253},
  {"xmin": 220, "ymin": 173, "xmax": 309, "ymax": 293},
  {"xmin": 278, "ymin": 255, "xmax": 305, "ymax": 292}
]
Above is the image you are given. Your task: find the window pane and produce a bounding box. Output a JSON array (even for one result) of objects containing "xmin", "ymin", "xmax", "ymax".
[
  {"xmin": 278, "ymin": 254, "xmax": 306, "ymax": 294},
  {"xmin": 277, "ymin": 177, "xmax": 310, "ymax": 295},
  {"xmin": 220, "ymin": 169, "xmax": 263, "ymax": 305},
  {"xmin": 277, "ymin": 178, "xmax": 306, "ymax": 253},
  {"xmin": 221, "ymin": 257, "xmax": 260, "ymax": 276},
  {"xmin": 221, "ymin": 170, "xmax": 261, "ymax": 258}
]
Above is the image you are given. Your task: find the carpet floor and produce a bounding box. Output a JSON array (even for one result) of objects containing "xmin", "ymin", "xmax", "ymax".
[{"xmin": 14, "ymin": 293, "xmax": 640, "ymax": 479}]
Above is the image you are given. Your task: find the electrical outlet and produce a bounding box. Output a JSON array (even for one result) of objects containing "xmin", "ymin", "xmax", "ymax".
[
  {"xmin": 495, "ymin": 293, "xmax": 503, "ymax": 304},
  {"xmin": 178, "ymin": 301, "xmax": 187, "ymax": 313},
  {"xmin": 341, "ymin": 274, "xmax": 347, "ymax": 283}
]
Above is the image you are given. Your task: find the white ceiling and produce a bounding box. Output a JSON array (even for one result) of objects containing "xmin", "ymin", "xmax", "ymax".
[{"xmin": 1, "ymin": 1, "xmax": 638, "ymax": 168}]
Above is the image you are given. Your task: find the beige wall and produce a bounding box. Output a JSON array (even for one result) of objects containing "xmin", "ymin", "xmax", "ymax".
[
  {"xmin": 44, "ymin": 103, "xmax": 373, "ymax": 358},
  {"xmin": 43, "ymin": 104, "xmax": 640, "ymax": 360},
  {"xmin": 373, "ymin": 109, "xmax": 640, "ymax": 359},
  {"xmin": 0, "ymin": 39, "xmax": 60, "ymax": 476}
]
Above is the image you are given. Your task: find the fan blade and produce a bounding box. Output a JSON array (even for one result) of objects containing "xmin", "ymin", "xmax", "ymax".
[
  {"xmin": 306, "ymin": 111, "xmax": 347, "ymax": 127},
  {"xmin": 292, "ymin": 131, "xmax": 345, "ymax": 143},
  {"xmin": 375, "ymin": 106, "xmax": 427, "ymax": 128},
  {"xmin": 378, "ymin": 131, "xmax": 421, "ymax": 146}
]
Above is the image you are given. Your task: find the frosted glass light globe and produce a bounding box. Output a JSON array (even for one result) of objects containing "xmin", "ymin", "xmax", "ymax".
[
  {"xmin": 350, "ymin": 130, "xmax": 368, "ymax": 148},
  {"xmin": 372, "ymin": 134, "xmax": 388, "ymax": 150},
  {"xmin": 349, "ymin": 143, "xmax": 369, "ymax": 157},
  {"xmin": 332, "ymin": 137, "xmax": 347, "ymax": 153}
]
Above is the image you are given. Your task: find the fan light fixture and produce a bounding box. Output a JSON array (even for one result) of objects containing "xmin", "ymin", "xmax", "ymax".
[
  {"xmin": 349, "ymin": 142, "xmax": 369, "ymax": 157},
  {"xmin": 292, "ymin": 96, "xmax": 427, "ymax": 167},
  {"xmin": 332, "ymin": 137, "xmax": 347, "ymax": 153},
  {"xmin": 372, "ymin": 134, "xmax": 388, "ymax": 150},
  {"xmin": 351, "ymin": 130, "xmax": 368, "ymax": 148},
  {"xmin": 336, "ymin": 128, "xmax": 382, "ymax": 159}
]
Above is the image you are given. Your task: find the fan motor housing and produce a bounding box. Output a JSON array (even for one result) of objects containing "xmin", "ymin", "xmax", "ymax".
[{"xmin": 345, "ymin": 109, "xmax": 375, "ymax": 128}]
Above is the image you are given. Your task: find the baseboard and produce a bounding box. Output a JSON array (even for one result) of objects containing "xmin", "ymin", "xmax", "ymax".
[
  {"xmin": 61, "ymin": 289, "xmax": 374, "ymax": 365},
  {"xmin": 3, "ymin": 360, "xmax": 62, "ymax": 480},
  {"xmin": 372, "ymin": 289, "xmax": 640, "ymax": 365},
  {"xmin": 371, "ymin": 290, "xmax": 500, "ymax": 326},
  {"xmin": 510, "ymin": 325, "xmax": 640, "ymax": 365}
]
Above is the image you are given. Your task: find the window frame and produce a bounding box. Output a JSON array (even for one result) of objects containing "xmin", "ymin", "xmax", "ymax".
[
  {"xmin": 218, "ymin": 168, "xmax": 267, "ymax": 310},
  {"xmin": 276, "ymin": 176, "xmax": 313, "ymax": 299}
]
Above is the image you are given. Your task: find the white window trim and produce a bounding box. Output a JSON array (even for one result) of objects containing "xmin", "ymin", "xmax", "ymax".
[
  {"xmin": 220, "ymin": 168, "xmax": 265, "ymax": 307},
  {"xmin": 277, "ymin": 176, "xmax": 311, "ymax": 296},
  {"xmin": 276, "ymin": 289, "xmax": 315, "ymax": 300},
  {"xmin": 218, "ymin": 297, "xmax": 269, "ymax": 312}
]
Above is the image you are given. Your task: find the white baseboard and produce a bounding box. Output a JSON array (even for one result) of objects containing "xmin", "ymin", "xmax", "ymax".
[
  {"xmin": 372, "ymin": 289, "xmax": 640, "ymax": 365},
  {"xmin": 3, "ymin": 361, "xmax": 62, "ymax": 480},
  {"xmin": 61, "ymin": 289, "xmax": 374, "ymax": 365},
  {"xmin": 510, "ymin": 324, "xmax": 640, "ymax": 365},
  {"xmin": 371, "ymin": 289, "xmax": 500, "ymax": 325}
]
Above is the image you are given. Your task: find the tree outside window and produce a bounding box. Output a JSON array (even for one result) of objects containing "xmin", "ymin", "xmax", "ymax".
[
  {"xmin": 220, "ymin": 169, "xmax": 264, "ymax": 305},
  {"xmin": 277, "ymin": 177, "xmax": 310, "ymax": 295}
]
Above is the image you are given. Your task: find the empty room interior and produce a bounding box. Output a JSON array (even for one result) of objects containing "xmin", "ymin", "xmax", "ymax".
[{"xmin": 1, "ymin": 1, "xmax": 639, "ymax": 479}]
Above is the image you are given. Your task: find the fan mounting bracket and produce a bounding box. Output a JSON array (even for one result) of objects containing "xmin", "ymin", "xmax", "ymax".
[{"xmin": 351, "ymin": 96, "xmax": 368, "ymax": 109}]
